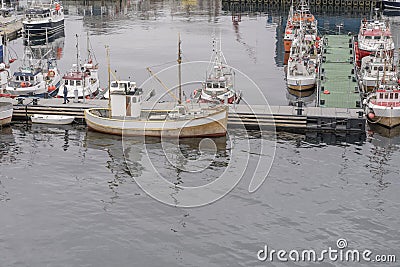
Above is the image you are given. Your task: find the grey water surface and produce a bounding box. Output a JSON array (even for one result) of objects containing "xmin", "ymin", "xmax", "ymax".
[{"xmin": 1, "ymin": 1, "xmax": 400, "ymax": 266}]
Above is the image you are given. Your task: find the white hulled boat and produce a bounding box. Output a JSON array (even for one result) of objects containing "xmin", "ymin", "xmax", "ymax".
[
  {"xmin": 365, "ymin": 83, "xmax": 400, "ymax": 128},
  {"xmin": 355, "ymin": 17, "xmax": 395, "ymax": 66},
  {"xmin": 57, "ymin": 35, "xmax": 100, "ymax": 98},
  {"xmin": 85, "ymin": 39, "xmax": 228, "ymax": 138},
  {"xmin": 359, "ymin": 50, "xmax": 397, "ymax": 93},
  {"xmin": 194, "ymin": 38, "xmax": 241, "ymax": 104},
  {"xmin": 286, "ymin": 33, "xmax": 318, "ymax": 96}
]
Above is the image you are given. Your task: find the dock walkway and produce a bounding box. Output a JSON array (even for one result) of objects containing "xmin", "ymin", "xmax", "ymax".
[
  {"xmin": 320, "ymin": 35, "xmax": 360, "ymax": 109},
  {"xmin": 1, "ymin": 97, "xmax": 365, "ymax": 133}
]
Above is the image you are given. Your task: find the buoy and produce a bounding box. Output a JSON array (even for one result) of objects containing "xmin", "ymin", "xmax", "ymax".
[
  {"xmin": 194, "ymin": 89, "xmax": 197, "ymax": 95},
  {"xmin": 368, "ymin": 112, "xmax": 375, "ymax": 120},
  {"xmin": 186, "ymin": 99, "xmax": 191, "ymax": 103},
  {"xmin": 48, "ymin": 85, "xmax": 56, "ymax": 92},
  {"xmin": 48, "ymin": 70, "xmax": 55, "ymax": 77},
  {"xmin": 323, "ymin": 89, "xmax": 330, "ymax": 94},
  {"xmin": 20, "ymin": 82, "xmax": 26, "ymax": 87}
]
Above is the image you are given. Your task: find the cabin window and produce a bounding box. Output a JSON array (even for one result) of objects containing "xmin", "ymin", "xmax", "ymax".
[
  {"xmin": 76, "ymin": 80, "xmax": 81, "ymax": 86},
  {"xmin": 132, "ymin": 97, "xmax": 137, "ymax": 104},
  {"xmin": 374, "ymin": 67, "xmax": 377, "ymax": 71},
  {"xmin": 213, "ymin": 83, "xmax": 219, "ymax": 88},
  {"xmin": 395, "ymin": 93, "xmax": 399, "ymax": 99},
  {"xmin": 16, "ymin": 76, "xmax": 20, "ymax": 81},
  {"xmin": 375, "ymin": 36, "xmax": 381, "ymax": 40},
  {"xmin": 220, "ymin": 82, "xmax": 226, "ymax": 88},
  {"xmin": 385, "ymin": 93, "xmax": 389, "ymax": 99},
  {"xmin": 390, "ymin": 93, "xmax": 394, "ymax": 99},
  {"xmin": 65, "ymin": 80, "xmax": 69, "ymax": 85},
  {"xmin": 70, "ymin": 80, "xmax": 74, "ymax": 86},
  {"xmin": 207, "ymin": 83, "xmax": 212, "ymax": 88},
  {"xmin": 380, "ymin": 93, "xmax": 384, "ymax": 99},
  {"xmin": 30, "ymin": 77, "xmax": 34, "ymax": 81},
  {"xmin": 111, "ymin": 82, "xmax": 118, "ymax": 88},
  {"xmin": 365, "ymin": 36, "xmax": 372, "ymax": 39}
]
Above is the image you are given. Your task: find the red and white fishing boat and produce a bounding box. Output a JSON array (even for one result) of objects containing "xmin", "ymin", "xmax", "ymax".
[
  {"xmin": 284, "ymin": 0, "xmax": 317, "ymax": 54},
  {"xmin": 354, "ymin": 18, "xmax": 394, "ymax": 67},
  {"xmin": 57, "ymin": 34, "xmax": 99, "ymax": 98},
  {"xmin": 194, "ymin": 38, "xmax": 241, "ymax": 104},
  {"xmin": 365, "ymin": 83, "xmax": 400, "ymax": 128}
]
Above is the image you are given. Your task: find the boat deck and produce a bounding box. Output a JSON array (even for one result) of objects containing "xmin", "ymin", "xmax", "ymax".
[{"xmin": 320, "ymin": 35, "xmax": 361, "ymax": 109}]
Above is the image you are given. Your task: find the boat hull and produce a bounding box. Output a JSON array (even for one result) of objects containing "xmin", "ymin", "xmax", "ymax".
[
  {"xmin": 31, "ymin": 114, "xmax": 75, "ymax": 125},
  {"xmin": 382, "ymin": 0, "xmax": 400, "ymax": 9},
  {"xmin": 23, "ymin": 19, "xmax": 65, "ymax": 41},
  {"xmin": 367, "ymin": 103, "xmax": 400, "ymax": 128},
  {"xmin": 85, "ymin": 108, "xmax": 228, "ymax": 138},
  {"xmin": 0, "ymin": 102, "xmax": 13, "ymax": 126}
]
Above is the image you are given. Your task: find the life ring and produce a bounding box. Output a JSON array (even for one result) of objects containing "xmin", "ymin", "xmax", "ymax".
[
  {"xmin": 48, "ymin": 70, "xmax": 55, "ymax": 77},
  {"xmin": 20, "ymin": 82, "xmax": 28, "ymax": 87}
]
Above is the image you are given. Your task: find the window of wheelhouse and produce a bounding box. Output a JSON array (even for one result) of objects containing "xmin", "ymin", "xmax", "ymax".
[
  {"xmin": 395, "ymin": 93, "xmax": 399, "ymax": 99},
  {"xmin": 385, "ymin": 93, "xmax": 389, "ymax": 99},
  {"xmin": 390, "ymin": 93, "xmax": 394, "ymax": 99},
  {"xmin": 380, "ymin": 93, "xmax": 384, "ymax": 99},
  {"xmin": 206, "ymin": 83, "xmax": 212, "ymax": 88},
  {"xmin": 76, "ymin": 80, "xmax": 81, "ymax": 86}
]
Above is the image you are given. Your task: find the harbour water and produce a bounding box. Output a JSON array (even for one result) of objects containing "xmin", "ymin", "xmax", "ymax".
[{"xmin": 1, "ymin": 1, "xmax": 400, "ymax": 266}]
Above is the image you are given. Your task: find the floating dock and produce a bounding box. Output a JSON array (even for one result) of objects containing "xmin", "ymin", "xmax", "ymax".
[
  {"xmin": 1, "ymin": 96, "xmax": 365, "ymax": 133},
  {"xmin": 319, "ymin": 34, "xmax": 361, "ymax": 109}
]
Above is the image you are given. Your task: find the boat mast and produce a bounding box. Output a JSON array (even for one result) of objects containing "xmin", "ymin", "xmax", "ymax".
[
  {"xmin": 76, "ymin": 34, "xmax": 79, "ymax": 71},
  {"xmin": 177, "ymin": 33, "xmax": 182, "ymax": 104},
  {"xmin": 106, "ymin": 45, "xmax": 111, "ymax": 116}
]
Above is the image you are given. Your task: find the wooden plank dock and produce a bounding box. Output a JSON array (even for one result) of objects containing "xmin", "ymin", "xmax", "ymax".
[
  {"xmin": 319, "ymin": 35, "xmax": 361, "ymax": 109},
  {"xmin": 1, "ymin": 97, "xmax": 365, "ymax": 133}
]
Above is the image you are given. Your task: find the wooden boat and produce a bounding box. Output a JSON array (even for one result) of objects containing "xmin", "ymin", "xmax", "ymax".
[
  {"xmin": 354, "ymin": 17, "xmax": 394, "ymax": 67},
  {"xmin": 0, "ymin": 102, "xmax": 13, "ymax": 126},
  {"xmin": 194, "ymin": 38, "xmax": 241, "ymax": 104},
  {"xmin": 85, "ymin": 39, "xmax": 228, "ymax": 138},
  {"xmin": 365, "ymin": 83, "xmax": 400, "ymax": 128},
  {"xmin": 23, "ymin": 1, "xmax": 64, "ymax": 43},
  {"xmin": 57, "ymin": 34, "xmax": 99, "ymax": 98},
  {"xmin": 31, "ymin": 114, "xmax": 75, "ymax": 125}
]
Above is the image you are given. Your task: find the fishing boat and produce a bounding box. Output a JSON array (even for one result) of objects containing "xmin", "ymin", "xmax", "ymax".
[
  {"xmin": 57, "ymin": 34, "xmax": 100, "ymax": 98},
  {"xmin": 354, "ymin": 17, "xmax": 394, "ymax": 66},
  {"xmin": 194, "ymin": 38, "xmax": 241, "ymax": 104},
  {"xmin": 103, "ymin": 80, "xmax": 138, "ymax": 99},
  {"xmin": 5, "ymin": 45, "xmax": 61, "ymax": 97},
  {"xmin": 286, "ymin": 32, "xmax": 318, "ymax": 96},
  {"xmin": 283, "ymin": 0, "xmax": 317, "ymax": 54},
  {"xmin": 382, "ymin": 0, "xmax": 400, "ymax": 10},
  {"xmin": 23, "ymin": 0, "xmax": 64, "ymax": 43},
  {"xmin": 85, "ymin": 39, "xmax": 228, "ymax": 138},
  {"xmin": 0, "ymin": 102, "xmax": 12, "ymax": 126},
  {"xmin": 365, "ymin": 83, "xmax": 400, "ymax": 128},
  {"xmin": 358, "ymin": 50, "xmax": 397, "ymax": 93}
]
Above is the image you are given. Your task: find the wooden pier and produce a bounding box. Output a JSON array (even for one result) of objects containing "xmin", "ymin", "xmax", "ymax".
[{"xmin": 1, "ymin": 97, "xmax": 365, "ymax": 133}]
